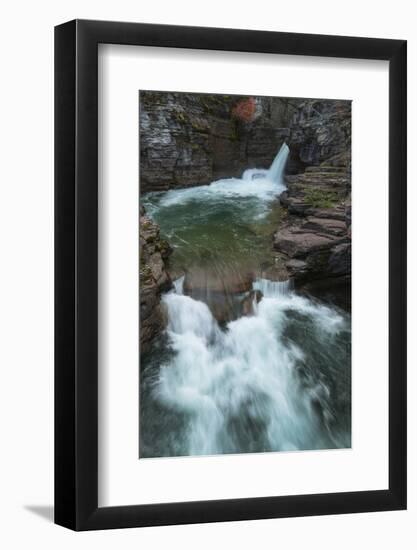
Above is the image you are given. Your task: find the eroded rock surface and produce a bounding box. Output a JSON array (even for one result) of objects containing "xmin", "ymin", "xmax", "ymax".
[
  {"xmin": 274, "ymin": 100, "xmax": 351, "ymax": 306},
  {"xmin": 139, "ymin": 92, "xmax": 295, "ymax": 193},
  {"xmin": 140, "ymin": 205, "xmax": 172, "ymax": 353},
  {"xmin": 275, "ymin": 178, "xmax": 351, "ymax": 310}
]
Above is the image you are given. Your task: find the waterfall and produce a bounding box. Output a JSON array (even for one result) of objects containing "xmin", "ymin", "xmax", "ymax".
[
  {"xmin": 240, "ymin": 143, "xmax": 289, "ymax": 188},
  {"xmin": 173, "ymin": 275, "xmax": 185, "ymax": 295},
  {"xmin": 268, "ymin": 142, "xmax": 289, "ymax": 185},
  {"xmin": 253, "ymin": 278, "xmax": 292, "ymax": 298}
]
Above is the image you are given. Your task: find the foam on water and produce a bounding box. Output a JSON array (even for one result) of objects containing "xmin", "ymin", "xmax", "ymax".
[
  {"xmin": 154, "ymin": 175, "xmax": 284, "ymax": 209},
  {"xmin": 155, "ymin": 280, "xmax": 349, "ymax": 456},
  {"xmin": 151, "ymin": 142, "xmax": 289, "ymax": 209}
]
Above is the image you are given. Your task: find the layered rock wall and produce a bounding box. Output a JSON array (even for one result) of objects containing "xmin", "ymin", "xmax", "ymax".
[
  {"xmin": 140, "ymin": 92, "xmax": 351, "ymax": 193},
  {"xmin": 274, "ymin": 99, "xmax": 352, "ymax": 306},
  {"xmin": 139, "ymin": 205, "xmax": 172, "ymax": 353},
  {"xmin": 139, "ymin": 92, "xmax": 294, "ymax": 193}
]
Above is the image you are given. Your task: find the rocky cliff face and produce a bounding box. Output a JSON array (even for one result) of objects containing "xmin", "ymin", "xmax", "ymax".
[
  {"xmin": 139, "ymin": 205, "xmax": 172, "ymax": 353},
  {"xmin": 139, "ymin": 92, "xmax": 293, "ymax": 193},
  {"xmin": 286, "ymin": 99, "xmax": 351, "ymax": 173},
  {"xmin": 140, "ymin": 92, "xmax": 350, "ymax": 192},
  {"xmin": 274, "ymin": 100, "xmax": 352, "ymax": 307}
]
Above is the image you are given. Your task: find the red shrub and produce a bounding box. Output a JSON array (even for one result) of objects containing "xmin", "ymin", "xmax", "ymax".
[{"xmin": 231, "ymin": 97, "xmax": 256, "ymax": 122}]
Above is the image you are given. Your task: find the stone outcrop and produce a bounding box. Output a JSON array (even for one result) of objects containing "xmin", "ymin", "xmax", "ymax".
[
  {"xmin": 140, "ymin": 205, "xmax": 172, "ymax": 353},
  {"xmin": 273, "ymin": 99, "xmax": 352, "ymax": 307},
  {"xmin": 286, "ymin": 99, "xmax": 351, "ymax": 173}
]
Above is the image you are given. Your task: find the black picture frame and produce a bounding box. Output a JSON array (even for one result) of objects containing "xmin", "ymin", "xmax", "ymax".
[{"xmin": 55, "ymin": 19, "xmax": 407, "ymax": 531}]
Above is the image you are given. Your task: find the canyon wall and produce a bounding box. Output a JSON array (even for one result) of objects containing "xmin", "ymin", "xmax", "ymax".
[
  {"xmin": 139, "ymin": 92, "xmax": 350, "ymax": 192},
  {"xmin": 276, "ymin": 99, "xmax": 352, "ymax": 307},
  {"xmin": 139, "ymin": 92, "xmax": 294, "ymax": 193},
  {"xmin": 139, "ymin": 205, "xmax": 172, "ymax": 354}
]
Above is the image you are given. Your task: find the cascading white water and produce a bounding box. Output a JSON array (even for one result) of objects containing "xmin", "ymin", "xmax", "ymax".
[
  {"xmin": 268, "ymin": 142, "xmax": 290, "ymax": 185},
  {"xmin": 241, "ymin": 168, "xmax": 269, "ymax": 181},
  {"xmin": 253, "ymin": 278, "xmax": 292, "ymax": 298},
  {"xmin": 240, "ymin": 142, "xmax": 289, "ymax": 187},
  {"xmin": 173, "ymin": 275, "xmax": 185, "ymax": 295},
  {"xmin": 158, "ymin": 285, "xmax": 348, "ymax": 456}
]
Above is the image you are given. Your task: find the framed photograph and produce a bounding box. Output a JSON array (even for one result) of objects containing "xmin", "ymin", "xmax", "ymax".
[{"xmin": 55, "ymin": 20, "xmax": 407, "ymax": 530}]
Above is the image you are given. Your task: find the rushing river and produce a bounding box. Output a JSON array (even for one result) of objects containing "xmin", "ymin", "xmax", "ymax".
[{"xmin": 140, "ymin": 145, "xmax": 351, "ymax": 458}]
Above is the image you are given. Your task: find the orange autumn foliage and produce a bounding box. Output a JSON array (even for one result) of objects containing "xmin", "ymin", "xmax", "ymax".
[{"xmin": 231, "ymin": 97, "xmax": 256, "ymax": 122}]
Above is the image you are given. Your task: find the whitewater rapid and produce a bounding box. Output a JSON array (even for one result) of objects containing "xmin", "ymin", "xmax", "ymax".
[{"xmin": 153, "ymin": 280, "xmax": 349, "ymax": 456}]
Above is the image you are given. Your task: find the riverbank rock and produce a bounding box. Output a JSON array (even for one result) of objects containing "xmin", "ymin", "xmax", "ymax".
[
  {"xmin": 274, "ymin": 167, "xmax": 350, "ymax": 283},
  {"xmin": 140, "ymin": 209, "xmax": 173, "ymax": 354},
  {"xmin": 273, "ymin": 99, "xmax": 351, "ymax": 306}
]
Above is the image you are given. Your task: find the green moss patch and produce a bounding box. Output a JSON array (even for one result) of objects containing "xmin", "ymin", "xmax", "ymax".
[{"xmin": 303, "ymin": 188, "xmax": 339, "ymax": 208}]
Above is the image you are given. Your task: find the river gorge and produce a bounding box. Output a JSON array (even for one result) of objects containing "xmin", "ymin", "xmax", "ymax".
[{"xmin": 139, "ymin": 128, "xmax": 351, "ymax": 458}]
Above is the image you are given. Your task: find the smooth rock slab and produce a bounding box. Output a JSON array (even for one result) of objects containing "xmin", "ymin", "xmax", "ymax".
[
  {"xmin": 274, "ymin": 227, "xmax": 338, "ymax": 258},
  {"xmin": 303, "ymin": 216, "xmax": 347, "ymax": 236}
]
